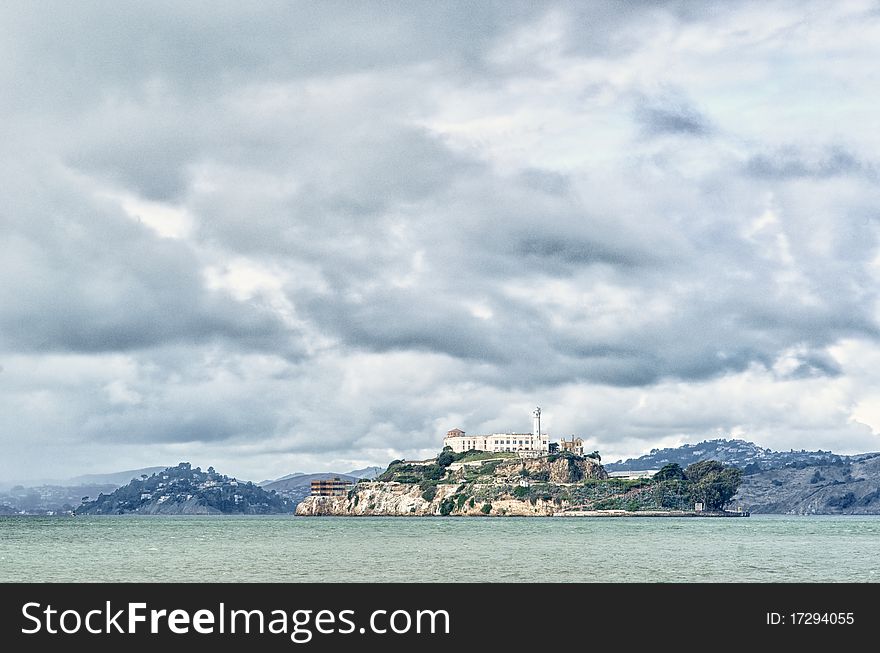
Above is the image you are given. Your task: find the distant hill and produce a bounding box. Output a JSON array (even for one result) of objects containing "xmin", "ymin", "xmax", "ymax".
[
  {"xmin": 735, "ymin": 453, "xmax": 880, "ymax": 514},
  {"xmin": 347, "ymin": 466, "xmax": 384, "ymax": 479},
  {"xmin": 0, "ymin": 483, "xmax": 119, "ymax": 515},
  {"xmin": 66, "ymin": 466, "xmax": 169, "ymax": 487},
  {"xmin": 262, "ymin": 473, "xmax": 359, "ymax": 507},
  {"xmin": 606, "ymin": 439, "xmax": 848, "ymax": 473},
  {"xmin": 258, "ymin": 467, "xmax": 383, "ymax": 487},
  {"xmin": 256, "ymin": 472, "xmax": 305, "ymax": 486},
  {"xmin": 76, "ymin": 463, "xmax": 293, "ymax": 515}
]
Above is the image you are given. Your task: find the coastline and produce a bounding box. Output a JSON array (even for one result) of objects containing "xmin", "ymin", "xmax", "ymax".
[{"xmin": 553, "ymin": 509, "xmax": 750, "ymax": 518}]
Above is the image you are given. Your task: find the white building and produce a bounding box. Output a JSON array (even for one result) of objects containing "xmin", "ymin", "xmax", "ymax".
[{"xmin": 443, "ymin": 407, "xmax": 550, "ymax": 456}]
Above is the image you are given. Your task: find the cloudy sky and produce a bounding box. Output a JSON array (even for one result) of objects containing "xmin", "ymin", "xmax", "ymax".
[{"xmin": 3, "ymin": 1, "xmax": 880, "ymax": 482}]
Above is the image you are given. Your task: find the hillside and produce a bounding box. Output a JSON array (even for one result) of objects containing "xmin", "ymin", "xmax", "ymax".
[
  {"xmin": 256, "ymin": 472, "xmax": 304, "ymax": 486},
  {"xmin": 607, "ymin": 439, "xmax": 848, "ymax": 473},
  {"xmin": 734, "ymin": 453, "xmax": 880, "ymax": 514},
  {"xmin": 76, "ymin": 463, "xmax": 293, "ymax": 515}
]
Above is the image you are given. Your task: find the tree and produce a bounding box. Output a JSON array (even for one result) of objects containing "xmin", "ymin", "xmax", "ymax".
[
  {"xmin": 422, "ymin": 464, "xmax": 445, "ymax": 480},
  {"xmin": 684, "ymin": 460, "xmax": 725, "ymax": 482},
  {"xmin": 684, "ymin": 461, "xmax": 742, "ymax": 511},
  {"xmin": 480, "ymin": 503, "xmax": 492, "ymax": 515},
  {"xmin": 654, "ymin": 463, "xmax": 686, "ymax": 482},
  {"xmin": 586, "ymin": 451, "xmax": 601, "ymax": 461},
  {"xmin": 437, "ymin": 450, "xmax": 456, "ymax": 468}
]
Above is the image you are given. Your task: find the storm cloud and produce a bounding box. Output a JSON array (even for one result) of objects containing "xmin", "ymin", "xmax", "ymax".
[{"xmin": 2, "ymin": 1, "xmax": 880, "ymax": 482}]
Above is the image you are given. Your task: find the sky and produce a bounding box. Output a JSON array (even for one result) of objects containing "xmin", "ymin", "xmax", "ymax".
[{"xmin": 3, "ymin": 0, "xmax": 880, "ymax": 482}]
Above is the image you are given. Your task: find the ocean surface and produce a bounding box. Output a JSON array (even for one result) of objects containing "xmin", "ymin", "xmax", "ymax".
[{"xmin": 1, "ymin": 514, "xmax": 878, "ymax": 582}]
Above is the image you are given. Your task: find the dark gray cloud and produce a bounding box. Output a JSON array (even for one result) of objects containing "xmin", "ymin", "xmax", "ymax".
[
  {"xmin": 0, "ymin": 180, "xmax": 295, "ymax": 356},
  {"xmin": 635, "ymin": 95, "xmax": 713, "ymax": 136},
  {"xmin": 1, "ymin": 1, "xmax": 880, "ymax": 480},
  {"xmin": 745, "ymin": 146, "xmax": 872, "ymax": 180}
]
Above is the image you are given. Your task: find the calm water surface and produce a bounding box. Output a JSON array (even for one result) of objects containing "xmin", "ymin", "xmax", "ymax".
[{"xmin": 1, "ymin": 514, "xmax": 878, "ymax": 582}]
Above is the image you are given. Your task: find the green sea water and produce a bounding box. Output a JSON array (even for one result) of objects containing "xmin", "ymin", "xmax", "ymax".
[{"xmin": 1, "ymin": 514, "xmax": 878, "ymax": 582}]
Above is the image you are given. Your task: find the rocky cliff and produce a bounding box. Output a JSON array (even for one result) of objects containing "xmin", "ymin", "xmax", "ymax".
[
  {"xmin": 296, "ymin": 453, "xmax": 610, "ymax": 516},
  {"xmin": 295, "ymin": 481, "xmax": 566, "ymax": 516}
]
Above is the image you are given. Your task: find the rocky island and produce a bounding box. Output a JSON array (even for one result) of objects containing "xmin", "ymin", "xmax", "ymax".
[{"xmin": 295, "ymin": 448, "xmax": 743, "ymax": 517}]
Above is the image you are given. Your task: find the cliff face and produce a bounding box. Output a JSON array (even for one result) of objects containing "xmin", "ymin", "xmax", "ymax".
[
  {"xmin": 295, "ymin": 482, "xmax": 564, "ymax": 516},
  {"xmin": 523, "ymin": 456, "xmax": 607, "ymax": 484}
]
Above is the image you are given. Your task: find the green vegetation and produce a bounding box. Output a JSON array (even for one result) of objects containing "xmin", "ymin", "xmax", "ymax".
[
  {"xmin": 439, "ymin": 497, "xmax": 455, "ymax": 516},
  {"xmin": 480, "ymin": 503, "xmax": 492, "ymax": 514},
  {"xmin": 422, "ymin": 464, "xmax": 445, "ymax": 480},
  {"xmin": 684, "ymin": 461, "xmax": 743, "ymax": 511},
  {"xmin": 653, "ymin": 463, "xmax": 686, "ymax": 481},
  {"xmin": 437, "ymin": 450, "xmax": 456, "ymax": 467},
  {"xmin": 456, "ymin": 450, "xmax": 517, "ymax": 463},
  {"xmin": 476, "ymin": 461, "xmax": 502, "ymax": 475}
]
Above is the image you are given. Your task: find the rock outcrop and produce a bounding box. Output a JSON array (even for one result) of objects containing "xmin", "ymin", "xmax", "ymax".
[
  {"xmin": 295, "ymin": 481, "xmax": 566, "ymax": 516},
  {"xmin": 295, "ymin": 454, "xmax": 609, "ymax": 517}
]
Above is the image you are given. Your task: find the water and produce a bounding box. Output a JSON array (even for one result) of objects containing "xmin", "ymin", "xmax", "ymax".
[{"xmin": 1, "ymin": 514, "xmax": 878, "ymax": 582}]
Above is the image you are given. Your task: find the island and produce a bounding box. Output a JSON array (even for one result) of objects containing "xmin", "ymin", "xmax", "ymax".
[
  {"xmin": 295, "ymin": 449, "xmax": 744, "ymax": 517},
  {"xmin": 75, "ymin": 463, "xmax": 293, "ymax": 515}
]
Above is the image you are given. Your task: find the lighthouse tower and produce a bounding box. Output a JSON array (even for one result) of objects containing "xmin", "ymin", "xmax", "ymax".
[{"xmin": 532, "ymin": 406, "xmax": 541, "ymax": 441}]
